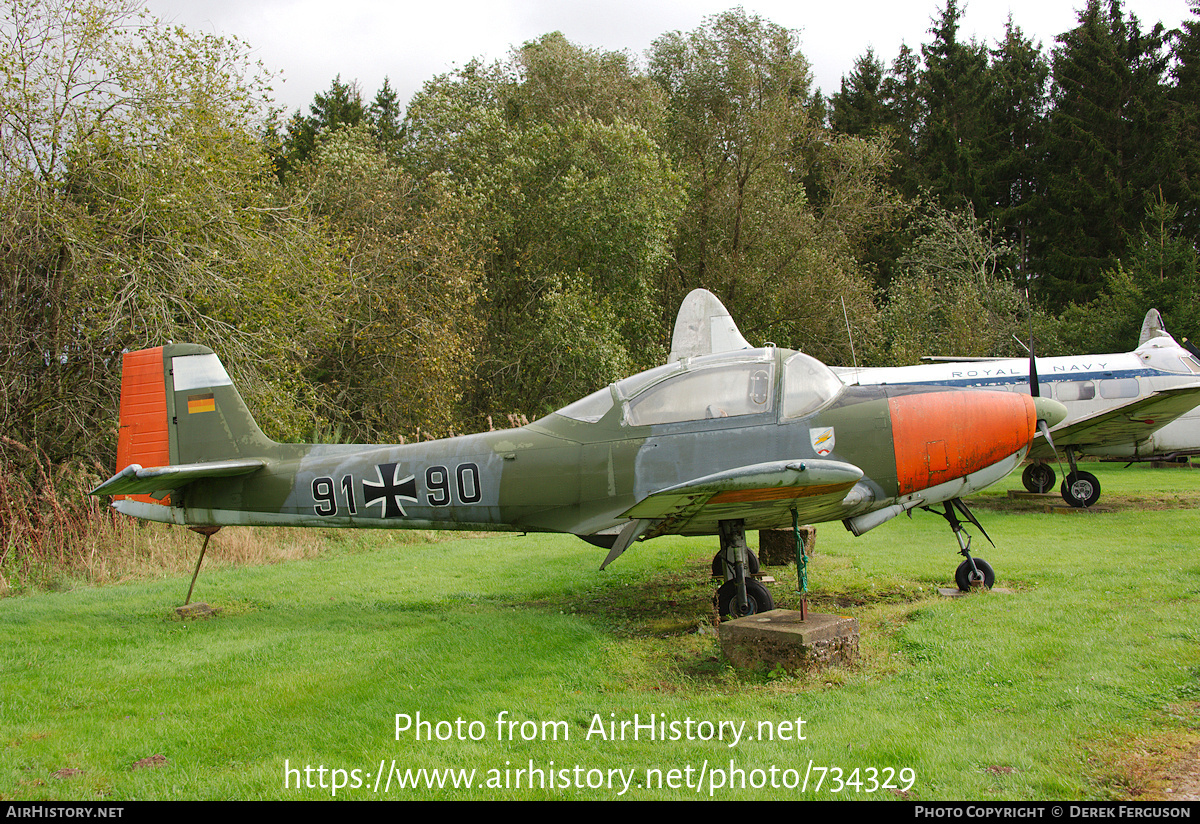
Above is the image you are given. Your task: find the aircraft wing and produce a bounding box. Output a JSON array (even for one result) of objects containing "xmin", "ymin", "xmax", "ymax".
[
  {"xmin": 621, "ymin": 459, "xmax": 863, "ymax": 534},
  {"xmin": 1028, "ymin": 384, "xmax": 1200, "ymax": 459},
  {"xmin": 90, "ymin": 459, "xmax": 266, "ymax": 498}
]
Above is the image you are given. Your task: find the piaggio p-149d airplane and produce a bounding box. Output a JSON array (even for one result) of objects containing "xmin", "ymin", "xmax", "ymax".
[
  {"xmin": 825, "ymin": 309, "xmax": 1200, "ymax": 508},
  {"xmin": 91, "ymin": 291, "xmax": 1066, "ymax": 615}
]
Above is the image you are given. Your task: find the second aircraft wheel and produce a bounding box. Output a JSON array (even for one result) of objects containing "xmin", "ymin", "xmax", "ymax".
[
  {"xmin": 1060, "ymin": 470, "xmax": 1101, "ymax": 508},
  {"xmin": 1022, "ymin": 462, "xmax": 1056, "ymax": 493}
]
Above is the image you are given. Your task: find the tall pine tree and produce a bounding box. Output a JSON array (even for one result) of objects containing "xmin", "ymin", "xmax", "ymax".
[
  {"xmin": 831, "ymin": 48, "xmax": 889, "ymax": 136},
  {"xmin": 916, "ymin": 0, "xmax": 991, "ymax": 211},
  {"xmin": 982, "ymin": 19, "xmax": 1049, "ymax": 277},
  {"xmin": 1035, "ymin": 0, "xmax": 1170, "ymax": 308},
  {"xmin": 1164, "ymin": 0, "xmax": 1200, "ymax": 241},
  {"xmin": 873, "ymin": 43, "xmax": 924, "ymax": 211}
]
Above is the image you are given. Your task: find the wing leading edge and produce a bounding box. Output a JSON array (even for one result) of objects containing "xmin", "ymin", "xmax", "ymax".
[
  {"xmin": 623, "ymin": 459, "xmax": 863, "ymax": 533},
  {"xmin": 1028, "ymin": 384, "xmax": 1200, "ymax": 459},
  {"xmin": 597, "ymin": 459, "xmax": 862, "ymax": 569}
]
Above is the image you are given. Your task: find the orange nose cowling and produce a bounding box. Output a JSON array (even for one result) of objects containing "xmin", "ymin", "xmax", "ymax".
[{"xmin": 889, "ymin": 391, "xmax": 1036, "ymax": 496}]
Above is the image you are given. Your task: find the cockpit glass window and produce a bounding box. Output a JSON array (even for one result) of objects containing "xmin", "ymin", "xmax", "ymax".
[
  {"xmin": 781, "ymin": 352, "xmax": 844, "ymax": 418},
  {"xmin": 1181, "ymin": 355, "xmax": 1200, "ymax": 374},
  {"xmin": 624, "ymin": 358, "xmax": 775, "ymax": 426},
  {"xmin": 614, "ymin": 362, "xmax": 682, "ymax": 400},
  {"xmin": 556, "ymin": 386, "xmax": 614, "ymax": 422}
]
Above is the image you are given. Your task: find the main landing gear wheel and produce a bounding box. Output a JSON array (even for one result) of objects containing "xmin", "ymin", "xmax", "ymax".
[
  {"xmin": 954, "ymin": 558, "xmax": 995, "ymax": 592},
  {"xmin": 1060, "ymin": 470, "xmax": 1100, "ymax": 508},
  {"xmin": 1022, "ymin": 463, "xmax": 1056, "ymax": 493},
  {"xmin": 714, "ymin": 579, "xmax": 774, "ymax": 618},
  {"xmin": 712, "ymin": 549, "xmax": 760, "ymax": 578}
]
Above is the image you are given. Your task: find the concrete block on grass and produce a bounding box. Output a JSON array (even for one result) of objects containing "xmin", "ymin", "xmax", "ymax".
[{"xmin": 719, "ymin": 609, "xmax": 857, "ymax": 672}]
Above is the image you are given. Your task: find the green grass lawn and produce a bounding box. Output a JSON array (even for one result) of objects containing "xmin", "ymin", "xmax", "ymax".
[{"xmin": 2, "ymin": 462, "xmax": 1198, "ymax": 800}]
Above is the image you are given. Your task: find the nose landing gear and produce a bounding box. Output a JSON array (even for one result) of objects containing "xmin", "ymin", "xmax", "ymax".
[
  {"xmin": 955, "ymin": 557, "xmax": 996, "ymax": 590},
  {"xmin": 925, "ymin": 499, "xmax": 996, "ymax": 592}
]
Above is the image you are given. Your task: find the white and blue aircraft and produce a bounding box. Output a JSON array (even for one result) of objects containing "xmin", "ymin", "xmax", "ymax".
[
  {"xmin": 669, "ymin": 293, "xmax": 1200, "ymax": 508},
  {"xmin": 830, "ymin": 310, "xmax": 1200, "ymax": 507}
]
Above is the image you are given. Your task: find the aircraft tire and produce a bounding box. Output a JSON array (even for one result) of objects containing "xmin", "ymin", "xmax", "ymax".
[
  {"xmin": 1022, "ymin": 463, "xmax": 1056, "ymax": 493},
  {"xmin": 711, "ymin": 549, "xmax": 760, "ymax": 578},
  {"xmin": 1060, "ymin": 471, "xmax": 1101, "ymax": 508},
  {"xmin": 954, "ymin": 558, "xmax": 995, "ymax": 592},
  {"xmin": 714, "ymin": 579, "xmax": 774, "ymax": 619}
]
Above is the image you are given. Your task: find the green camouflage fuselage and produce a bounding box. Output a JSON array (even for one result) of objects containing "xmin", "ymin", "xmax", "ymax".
[{"xmin": 101, "ymin": 343, "xmax": 1056, "ymax": 546}]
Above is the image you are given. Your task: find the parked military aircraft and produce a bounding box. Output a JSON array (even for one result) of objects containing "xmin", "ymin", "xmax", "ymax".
[{"xmin": 92, "ymin": 293, "xmax": 1065, "ymax": 615}]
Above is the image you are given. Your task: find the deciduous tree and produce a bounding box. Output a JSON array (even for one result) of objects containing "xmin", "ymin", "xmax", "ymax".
[
  {"xmin": 402, "ymin": 35, "xmax": 682, "ymax": 417},
  {"xmin": 649, "ymin": 9, "xmax": 894, "ymax": 363},
  {"xmin": 877, "ymin": 205, "xmax": 1034, "ymax": 366},
  {"xmin": 0, "ymin": 0, "xmax": 337, "ymax": 467}
]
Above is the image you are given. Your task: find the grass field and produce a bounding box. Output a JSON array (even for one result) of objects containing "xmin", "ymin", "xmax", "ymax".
[{"xmin": 2, "ymin": 461, "xmax": 1198, "ymax": 800}]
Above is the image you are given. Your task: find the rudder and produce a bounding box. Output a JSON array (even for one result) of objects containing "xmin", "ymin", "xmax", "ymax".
[{"xmin": 114, "ymin": 344, "xmax": 276, "ymax": 479}]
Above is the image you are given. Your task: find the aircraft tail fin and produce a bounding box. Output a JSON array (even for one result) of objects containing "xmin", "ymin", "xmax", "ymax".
[
  {"xmin": 99, "ymin": 344, "xmax": 276, "ymax": 502},
  {"xmin": 1139, "ymin": 308, "xmax": 1168, "ymax": 346},
  {"xmin": 668, "ymin": 288, "xmax": 753, "ymax": 362}
]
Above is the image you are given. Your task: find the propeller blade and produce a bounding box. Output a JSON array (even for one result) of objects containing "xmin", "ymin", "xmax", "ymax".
[
  {"xmin": 1029, "ymin": 397, "xmax": 1072, "ymax": 492},
  {"xmin": 1029, "ymin": 335, "xmax": 1040, "ymax": 398},
  {"xmin": 1038, "ymin": 419, "xmax": 1058, "ymax": 455}
]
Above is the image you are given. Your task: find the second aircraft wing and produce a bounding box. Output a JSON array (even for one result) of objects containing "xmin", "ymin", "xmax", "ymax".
[{"xmin": 1029, "ymin": 384, "xmax": 1200, "ymax": 459}]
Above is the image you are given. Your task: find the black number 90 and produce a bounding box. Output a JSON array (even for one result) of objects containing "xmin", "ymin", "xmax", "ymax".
[{"xmin": 426, "ymin": 463, "xmax": 481, "ymax": 506}]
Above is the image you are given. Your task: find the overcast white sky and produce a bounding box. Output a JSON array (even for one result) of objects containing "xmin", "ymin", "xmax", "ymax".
[{"xmin": 141, "ymin": 0, "xmax": 1196, "ymax": 116}]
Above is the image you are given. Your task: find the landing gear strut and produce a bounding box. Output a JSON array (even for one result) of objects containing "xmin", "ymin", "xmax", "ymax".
[
  {"xmin": 712, "ymin": 548, "xmax": 760, "ymax": 578},
  {"xmin": 926, "ymin": 499, "xmax": 995, "ymax": 592},
  {"xmin": 713, "ymin": 519, "xmax": 774, "ymax": 619},
  {"xmin": 185, "ymin": 525, "xmax": 222, "ymax": 604}
]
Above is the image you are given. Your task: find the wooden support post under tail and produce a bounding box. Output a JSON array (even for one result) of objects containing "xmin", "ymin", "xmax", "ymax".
[{"xmin": 185, "ymin": 526, "xmax": 221, "ymax": 605}]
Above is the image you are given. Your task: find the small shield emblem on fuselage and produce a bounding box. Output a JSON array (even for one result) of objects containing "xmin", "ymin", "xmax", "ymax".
[{"xmin": 810, "ymin": 426, "xmax": 835, "ymax": 456}]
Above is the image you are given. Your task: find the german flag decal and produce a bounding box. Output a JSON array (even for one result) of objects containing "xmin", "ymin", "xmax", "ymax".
[{"xmin": 187, "ymin": 393, "xmax": 216, "ymax": 414}]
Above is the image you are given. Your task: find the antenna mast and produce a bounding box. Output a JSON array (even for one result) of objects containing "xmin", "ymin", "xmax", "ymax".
[{"xmin": 841, "ymin": 297, "xmax": 859, "ymax": 383}]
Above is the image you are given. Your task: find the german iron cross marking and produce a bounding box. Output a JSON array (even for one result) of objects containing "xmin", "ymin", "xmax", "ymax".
[{"xmin": 363, "ymin": 463, "xmax": 418, "ymax": 517}]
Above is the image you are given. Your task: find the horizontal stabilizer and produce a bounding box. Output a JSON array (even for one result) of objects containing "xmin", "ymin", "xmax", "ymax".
[{"xmin": 91, "ymin": 458, "xmax": 265, "ymax": 498}]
